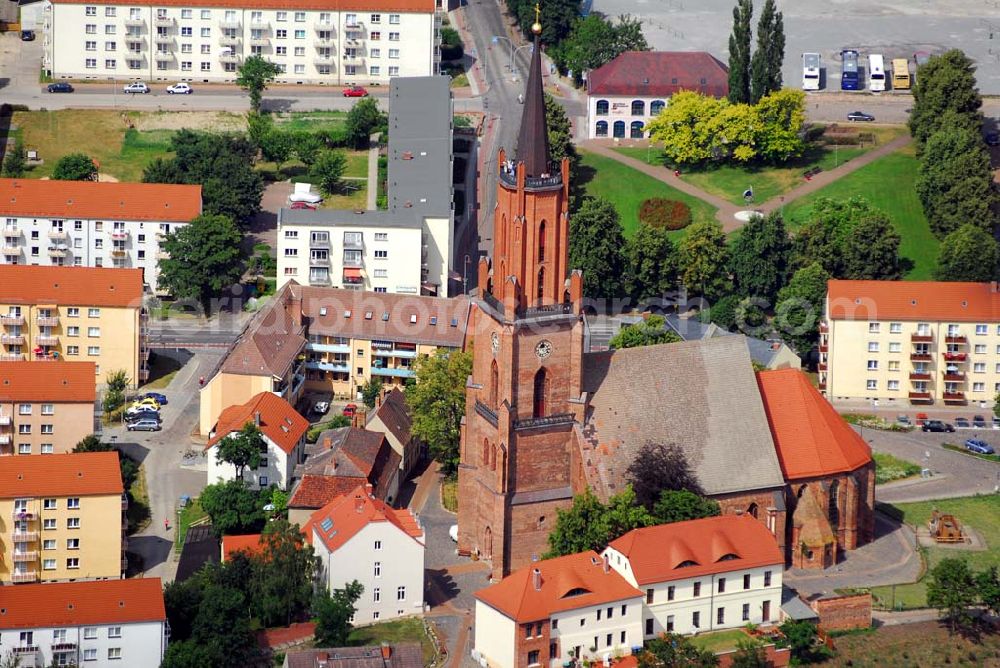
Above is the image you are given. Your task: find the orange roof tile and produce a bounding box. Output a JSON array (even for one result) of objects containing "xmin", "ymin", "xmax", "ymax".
[
  {"xmin": 0, "ymin": 178, "xmax": 201, "ymax": 222},
  {"xmin": 0, "ymin": 265, "xmax": 144, "ymax": 307},
  {"xmin": 0, "ymin": 361, "xmax": 96, "ymax": 403},
  {"xmin": 51, "ymin": 0, "xmax": 433, "ymax": 10},
  {"xmin": 256, "ymin": 622, "xmax": 317, "ymax": 650},
  {"xmin": 304, "ymin": 484, "xmax": 422, "ymax": 553},
  {"xmin": 207, "ymin": 392, "xmax": 309, "ymax": 455},
  {"xmin": 756, "ymin": 369, "xmax": 872, "ymax": 480},
  {"xmin": 289, "ymin": 474, "xmax": 365, "ymax": 509},
  {"xmin": 827, "ymin": 279, "xmax": 1000, "ymax": 323},
  {"xmin": 0, "ymin": 452, "xmax": 123, "ymax": 497},
  {"xmin": 607, "ymin": 515, "xmax": 783, "ymax": 586},
  {"xmin": 0, "ymin": 578, "xmax": 164, "ymax": 629},
  {"xmin": 222, "ymin": 533, "xmax": 266, "ymax": 561},
  {"xmin": 475, "ymin": 551, "xmax": 642, "ymax": 623}
]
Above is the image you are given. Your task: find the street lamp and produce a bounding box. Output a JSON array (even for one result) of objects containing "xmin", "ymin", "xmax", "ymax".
[
  {"xmin": 491, "ymin": 35, "xmax": 514, "ymax": 72},
  {"xmin": 512, "ymin": 43, "xmax": 533, "ymax": 81}
]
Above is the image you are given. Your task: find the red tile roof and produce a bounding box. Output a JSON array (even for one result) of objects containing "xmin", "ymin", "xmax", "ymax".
[
  {"xmin": 756, "ymin": 369, "xmax": 872, "ymax": 480},
  {"xmin": 475, "ymin": 551, "xmax": 642, "ymax": 623},
  {"xmin": 0, "ymin": 178, "xmax": 201, "ymax": 222},
  {"xmin": 51, "ymin": 0, "xmax": 434, "ymax": 12},
  {"xmin": 222, "ymin": 533, "xmax": 265, "ymax": 561},
  {"xmin": 207, "ymin": 392, "xmax": 309, "ymax": 455},
  {"xmin": 607, "ymin": 515, "xmax": 783, "ymax": 586},
  {"xmin": 289, "ymin": 474, "xmax": 365, "ymax": 509},
  {"xmin": 0, "ymin": 361, "xmax": 96, "ymax": 403},
  {"xmin": 587, "ymin": 51, "xmax": 729, "ymax": 98},
  {"xmin": 826, "ymin": 280, "xmax": 1000, "ymax": 323},
  {"xmin": 256, "ymin": 622, "xmax": 317, "ymax": 650},
  {"xmin": 0, "ymin": 452, "xmax": 123, "ymax": 497},
  {"xmin": 0, "ymin": 578, "xmax": 165, "ymax": 629},
  {"xmin": 0, "ymin": 265, "xmax": 144, "ymax": 307},
  {"xmin": 304, "ymin": 484, "xmax": 422, "ymax": 553}
]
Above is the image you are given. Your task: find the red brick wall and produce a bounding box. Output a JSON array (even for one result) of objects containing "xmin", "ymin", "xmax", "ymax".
[
  {"xmin": 512, "ymin": 619, "xmax": 553, "ymax": 668},
  {"xmin": 811, "ymin": 593, "xmax": 872, "ymax": 632},
  {"xmin": 718, "ymin": 644, "xmax": 790, "ymax": 667},
  {"xmin": 713, "ymin": 488, "xmax": 787, "ymax": 556}
]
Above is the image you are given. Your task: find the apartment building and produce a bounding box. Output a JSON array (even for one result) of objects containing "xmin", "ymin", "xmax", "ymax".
[
  {"xmin": 0, "ymin": 452, "xmax": 126, "ymax": 585},
  {"xmin": 0, "ymin": 178, "xmax": 202, "ymax": 292},
  {"xmin": 0, "ymin": 578, "xmax": 167, "ymax": 668},
  {"xmin": 474, "ymin": 551, "xmax": 644, "ymax": 668},
  {"xmin": 277, "ymin": 75, "xmax": 454, "ymax": 295},
  {"xmin": 0, "ymin": 361, "xmax": 98, "ymax": 456},
  {"xmin": 603, "ymin": 515, "xmax": 783, "ymax": 639},
  {"xmin": 821, "ymin": 280, "xmax": 1000, "ymax": 406},
  {"xmin": 199, "ymin": 281, "xmax": 470, "ymax": 434},
  {"xmin": 45, "ymin": 0, "xmax": 441, "ymax": 85},
  {"xmin": 0, "ymin": 265, "xmax": 149, "ymax": 386}
]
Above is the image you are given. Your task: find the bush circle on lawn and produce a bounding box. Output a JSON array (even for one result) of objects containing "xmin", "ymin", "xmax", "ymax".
[{"xmin": 638, "ymin": 198, "xmax": 692, "ymax": 230}]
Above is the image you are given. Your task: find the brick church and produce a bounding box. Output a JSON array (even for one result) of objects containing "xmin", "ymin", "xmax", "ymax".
[{"xmin": 456, "ymin": 21, "xmax": 875, "ymax": 579}]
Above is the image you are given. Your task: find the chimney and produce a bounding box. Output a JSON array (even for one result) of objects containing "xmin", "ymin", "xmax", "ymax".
[
  {"xmin": 315, "ymin": 651, "xmax": 329, "ymax": 667},
  {"xmin": 532, "ymin": 568, "xmax": 542, "ymax": 591},
  {"xmin": 355, "ymin": 493, "xmax": 365, "ymax": 513},
  {"xmin": 254, "ymin": 411, "xmax": 261, "ymax": 427},
  {"xmin": 288, "ymin": 291, "xmax": 303, "ymax": 329},
  {"xmin": 365, "ymin": 482, "xmax": 374, "ymax": 497},
  {"xmin": 603, "ymin": 554, "xmax": 610, "ymax": 573},
  {"xmin": 380, "ymin": 644, "xmax": 392, "ymax": 659}
]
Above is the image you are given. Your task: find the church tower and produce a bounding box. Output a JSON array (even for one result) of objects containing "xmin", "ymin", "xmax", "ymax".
[{"xmin": 456, "ymin": 9, "xmax": 586, "ymax": 580}]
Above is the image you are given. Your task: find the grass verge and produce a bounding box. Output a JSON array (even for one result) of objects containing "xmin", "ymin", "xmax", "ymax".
[
  {"xmin": 175, "ymin": 498, "xmax": 209, "ymax": 551},
  {"xmin": 347, "ymin": 617, "xmax": 436, "ymax": 665},
  {"xmin": 577, "ymin": 149, "xmax": 717, "ymax": 239},
  {"xmin": 872, "ymin": 452, "xmax": 922, "ymax": 485},
  {"xmin": 126, "ymin": 464, "xmax": 151, "ymax": 534},
  {"xmin": 141, "ymin": 352, "xmax": 183, "ymax": 390},
  {"xmin": 688, "ymin": 629, "xmax": 747, "ymax": 653},
  {"xmin": 441, "ymin": 476, "xmax": 458, "ymax": 513},
  {"xmin": 273, "ymin": 110, "xmax": 348, "ymax": 133}
]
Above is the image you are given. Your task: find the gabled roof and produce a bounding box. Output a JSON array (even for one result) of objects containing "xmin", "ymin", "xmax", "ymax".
[
  {"xmin": 207, "ymin": 392, "xmax": 309, "ymax": 455},
  {"xmin": 475, "ymin": 551, "xmax": 641, "ymax": 623},
  {"xmin": 0, "ymin": 578, "xmax": 165, "ymax": 629},
  {"xmin": 304, "ymin": 484, "xmax": 422, "ymax": 554},
  {"xmin": 222, "ymin": 533, "xmax": 265, "ymax": 561},
  {"xmin": 826, "ymin": 279, "xmax": 1000, "ymax": 322},
  {"xmin": 0, "ymin": 361, "xmax": 96, "ymax": 403},
  {"xmin": 289, "ymin": 474, "xmax": 366, "ymax": 510},
  {"xmin": 0, "ymin": 178, "xmax": 201, "ymax": 222},
  {"xmin": 0, "ymin": 265, "xmax": 144, "ymax": 307},
  {"xmin": 289, "ymin": 427, "xmax": 401, "ymax": 509},
  {"xmin": 0, "ymin": 452, "xmax": 123, "ymax": 498},
  {"xmin": 756, "ymin": 369, "xmax": 872, "ymax": 480},
  {"xmin": 370, "ymin": 388, "xmax": 413, "ymax": 447},
  {"xmin": 607, "ymin": 515, "xmax": 783, "ymax": 586},
  {"xmin": 587, "ymin": 51, "xmax": 729, "ymax": 98},
  {"xmin": 217, "ymin": 283, "xmax": 307, "ymax": 378}
]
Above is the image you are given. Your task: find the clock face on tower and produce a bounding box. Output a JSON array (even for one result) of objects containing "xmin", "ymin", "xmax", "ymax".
[
  {"xmin": 491, "ymin": 332, "xmax": 500, "ymax": 355},
  {"xmin": 535, "ymin": 339, "xmax": 553, "ymax": 359}
]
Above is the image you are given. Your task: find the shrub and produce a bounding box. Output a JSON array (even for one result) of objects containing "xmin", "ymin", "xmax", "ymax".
[{"xmin": 638, "ymin": 198, "xmax": 692, "ymax": 230}]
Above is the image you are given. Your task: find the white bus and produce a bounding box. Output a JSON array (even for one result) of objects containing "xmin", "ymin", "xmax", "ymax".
[
  {"xmin": 802, "ymin": 52, "xmax": 821, "ymax": 90},
  {"xmin": 868, "ymin": 54, "xmax": 885, "ymax": 92}
]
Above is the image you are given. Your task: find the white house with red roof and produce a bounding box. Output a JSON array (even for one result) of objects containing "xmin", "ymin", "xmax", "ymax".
[
  {"xmin": 306, "ymin": 484, "xmax": 424, "ymax": 624},
  {"xmin": 206, "ymin": 392, "xmax": 310, "ymax": 490},
  {"xmin": 585, "ymin": 51, "xmax": 729, "ymax": 139},
  {"xmin": 0, "ymin": 577, "xmax": 167, "ymax": 667},
  {"xmin": 603, "ymin": 515, "xmax": 784, "ymax": 639}
]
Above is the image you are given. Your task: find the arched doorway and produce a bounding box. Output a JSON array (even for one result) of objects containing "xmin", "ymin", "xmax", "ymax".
[
  {"xmin": 613, "ymin": 120, "xmax": 626, "ymax": 138},
  {"xmin": 533, "ymin": 368, "xmax": 549, "ymax": 418}
]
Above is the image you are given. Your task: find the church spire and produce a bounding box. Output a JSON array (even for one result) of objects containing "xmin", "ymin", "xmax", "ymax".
[{"xmin": 515, "ymin": 4, "xmax": 550, "ymax": 179}]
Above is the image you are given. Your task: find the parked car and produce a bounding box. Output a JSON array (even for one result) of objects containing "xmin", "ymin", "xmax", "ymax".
[
  {"xmin": 896, "ymin": 415, "xmax": 911, "ymax": 426},
  {"xmin": 131, "ymin": 397, "xmax": 161, "ymax": 410},
  {"xmin": 142, "ymin": 392, "xmax": 168, "ymax": 405},
  {"xmin": 166, "ymin": 82, "xmax": 192, "ymax": 94},
  {"xmin": 994, "ymin": 415, "xmax": 1000, "ymax": 428},
  {"xmin": 987, "ymin": 131, "xmax": 1000, "ymax": 147},
  {"xmin": 312, "ymin": 401, "xmax": 330, "ymax": 415},
  {"xmin": 20, "ymin": 30, "xmax": 35, "ymax": 41},
  {"xmin": 290, "ymin": 201, "xmax": 317, "ymax": 210},
  {"xmin": 964, "ymin": 439, "xmax": 996, "ymax": 455},
  {"xmin": 126, "ymin": 404, "xmax": 159, "ymax": 417},
  {"xmin": 47, "ymin": 83, "xmax": 74, "ymax": 93},
  {"xmin": 127, "ymin": 419, "xmax": 162, "ymax": 432},
  {"xmin": 125, "ymin": 410, "xmax": 161, "ymax": 424},
  {"xmin": 342, "ymin": 403, "xmax": 358, "ymax": 417},
  {"xmin": 847, "ymin": 111, "xmax": 875, "ymax": 122},
  {"xmin": 915, "ymin": 412, "xmax": 929, "ymax": 425},
  {"xmin": 921, "ymin": 420, "xmax": 955, "ymax": 433},
  {"xmin": 123, "ymin": 81, "xmax": 150, "ymax": 94},
  {"xmin": 954, "ymin": 417, "xmax": 970, "ymax": 428},
  {"xmin": 288, "ymin": 192, "xmax": 322, "ymax": 204},
  {"xmin": 974, "ymin": 415, "xmax": 988, "ymax": 428},
  {"xmin": 342, "ymin": 86, "xmax": 369, "ymax": 97}
]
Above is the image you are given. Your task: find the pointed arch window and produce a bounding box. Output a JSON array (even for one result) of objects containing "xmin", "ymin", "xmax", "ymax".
[
  {"xmin": 747, "ymin": 502, "xmax": 759, "ymax": 519},
  {"xmin": 533, "ymin": 367, "xmax": 549, "ymax": 418},
  {"xmin": 537, "ymin": 267, "xmax": 545, "ymax": 301},
  {"xmin": 828, "ymin": 480, "xmax": 840, "ymax": 527},
  {"xmin": 537, "ymin": 220, "xmax": 546, "ymax": 262},
  {"xmin": 489, "ymin": 359, "xmax": 499, "ymax": 409},
  {"xmin": 482, "ymin": 438, "xmax": 490, "ymax": 465}
]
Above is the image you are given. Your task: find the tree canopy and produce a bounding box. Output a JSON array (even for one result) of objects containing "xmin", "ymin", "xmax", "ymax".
[
  {"xmin": 553, "ymin": 14, "xmax": 648, "ymax": 83},
  {"xmin": 792, "ymin": 197, "xmax": 901, "ymax": 279},
  {"xmin": 651, "ymin": 490, "xmax": 721, "ymax": 525},
  {"xmin": 405, "ymin": 350, "xmax": 472, "ymax": 474},
  {"xmin": 727, "ymin": 0, "xmax": 753, "ymax": 104},
  {"xmin": 157, "ymin": 214, "xmax": 245, "ymax": 313},
  {"xmin": 546, "ymin": 487, "xmax": 653, "ymax": 557},
  {"xmin": 345, "ymin": 97, "xmax": 386, "ymax": 149},
  {"xmin": 252, "ymin": 520, "xmax": 319, "ymax": 627},
  {"xmin": 215, "ymin": 422, "xmax": 265, "ymax": 481},
  {"xmin": 198, "ymin": 480, "xmax": 268, "ymax": 537},
  {"xmin": 749, "ymin": 0, "xmax": 784, "ymax": 103},
  {"xmin": 609, "ymin": 315, "xmax": 682, "ymax": 349},
  {"xmin": 2, "ymin": 139, "xmax": 26, "ymax": 178},
  {"xmin": 729, "ymin": 211, "xmax": 790, "ymax": 303},
  {"xmin": 777, "ymin": 620, "xmax": 833, "ymax": 663},
  {"xmin": 927, "ymin": 557, "xmax": 979, "ymax": 634},
  {"xmin": 638, "ymin": 633, "xmax": 720, "ymax": 667},
  {"xmin": 507, "ymin": 0, "xmax": 580, "ymax": 46},
  {"xmin": 678, "ymin": 220, "xmax": 731, "ymax": 300},
  {"xmin": 236, "ymin": 55, "xmax": 281, "ymax": 112},
  {"xmin": 314, "ymin": 581, "xmax": 364, "ymax": 647},
  {"xmin": 908, "ymin": 49, "xmax": 982, "ymax": 148},
  {"xmin": 569, "ymin": 197, "xmax": 626, "ymax": 298},
  {"xmin": 310, "ymin": 150, "xmax": 348, "ymax": 197},
  {"xmin": 774, "ymin": 262, "xmax": 830, "ymax": 355},
  {"xmin": 624, "ymin": 223, "xmax": 677, "ymax": 301},
  {"xmin": 52, "ymin": 153, "xmax": 98, "ymax": 181},
  {"xmin": 627, "ymin": 441, "xmax": 703, "ymax": 509},
  {"xmin": 934, "ymin": 224, "xmax": 998, "ymax": 282}
]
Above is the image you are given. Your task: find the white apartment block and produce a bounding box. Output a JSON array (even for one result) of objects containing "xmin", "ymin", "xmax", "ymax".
[
  {"xmin": 44, "ymin": 0, "xmax": 441, "ymax": 85},
  {"xmin": 0, "ymin": 179, "xmax": 202, "ymax": 292}
]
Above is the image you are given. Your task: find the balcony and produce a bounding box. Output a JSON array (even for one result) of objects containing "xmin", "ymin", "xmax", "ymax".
[
  {"xmin": 35, "ymin": 335, "xmax": 58, "ymax": 346},
  {"xmin": 219, "ymin": 18, "xmax": 241, "ymax": 29},
  {"xmin": 12, "ymin": 550, "xmax": 38, "ymax": 562},
  {"xmin": 343, "ymin": 255, "xmax": 363, "ymax": 268},
  {"xmin": 122, "ymin": 494, "xmax": 129, "ymax": 510},
  {"xmin": 943, "ymin": 372, "xmax": 966, "ymax": 381},
  {"xmin": 126, "ymin": 38, "xmax": 146, "ymax": 50},
  {"xmin": 343, "ymin": 54, "xmax": 365, "ymax": 65},
  {"xmin": 344, "ymin": 20, "xmax": 363, "ymax": 28},
  {"xmin": 309, "ymin": 256, "xmax": 330, "ymax": 267},
  {"xmin": 909, "ymin": 372, "xmax": 931, "ymax": 381},
  {"xmin": 0, "ymin": 314, "xmax": 24, "ymax": 326},
  {"xmin": 155, "ymin": 52, "xmax": 176, "ymax": 63},
  {"xmin": 139, "ymin": 368, "xmax": 150, "ymax": 381},
  {"xmin": 0, "ymin": 414, "xmax": 10, "ymax": 425},
  {"xmin": 36, "ymin": 316, "xmax": 59, "ymax": 327},
  {"xmin": 342, "ymin": 271, "xmax": 364, "ymax": 285},
  {"xmin": 219, "ymin": 53, "xmax": 242, "ymax": 64},
  {"xmin": 943, "ymin": 391, "xmax": 966, "ymax": 403},
  {"xmin": 219, "ymin": 34, "xmax": 241, "ymax": 46},
  {"xmin": 47, "ymin": 247, "xmax": 68, "ymax": 258},
  {"xmin": 0, "ymin": 354, "xmax": 25, "ymax": 361},
  {"xmin": 11, "ymin": 530, "xmax": 38, "ymax": 542},
  {"xmin": 125, "ymin": 17, "xmax": 145, "ymax": 27},
  {"xmin": 817, "ymin": 362, "xmax": 827, "ymax": 371},
  {"xmin": 1, "ymin": 334, "xmax": 25, "ymax": 345},
  {"xmin": 911, "ymin": 333, "xmax": 933, "ymax": 342},
  {"xmin": 374, "ymin": 348, "xmax": 417, "ymax": 359},
  {"xmin": 110, "ymin": 229, "xmax": 129, "ymax": 240},
  {"xmin": 818, "ymin": 343, "xmax": 828, "ymax": 353},
  {"xmin": 370, "ymin": 366, "xmax": 415, "ymax": 379},
  {"xmin": 307, "ymin": 342, "xmax": 350, "ymax": 354},
  {"xmin": 817, "ymin": 380, "xmax": 826, "ymax": 391},
  {"xmin": 154, "ymin": 15, "xmax": 174, "ymax": 27},
  {"xmin": 10, "ymin": 643, "xmax": 39, "ymax": 653},
  {"xmin": 154, "ymin": 35, "xmax": 175, "ymax": 46},
  {"xmin": 2, "ymin": 227, "xmax": 19, "ymax": 239},
  {"xmin": 250, "ymin": 36, "xmax": 271, "ymax": 46},
  {"xmin": 111, "ymin": 249, "xmax": 127, "ymax": 258},
  {"xmin": 315, "ymin": 21, "xmax": 334, "ymax": 30},
  {"xmin": 910, "ymin": 352, "xmax": 932, "ymax": 362},
  {"xmin": 51, "ymin": 642, "xmax": 77, "ymax": 652},
  {"xmin": 305, "ymin": 360, "xmax": 350, "ymax": 373},
  {"xmin": 908, "ymin": 391, "xmax": 933, "ymax": 402},
  {"xmin": 12, "ymin": 508, "xmax": 35, "ymax": 519},
  {"xmin": 943, "ymin": 352, "xmax": 967, "ymax": 362},
  {"xmin": 945, "ymin": 335, "xmax": 967, "ymax": 344},
  {"xmin": 47, "ymin": 230, "xmax": 68, "ymax": 241},
  {"xmin": 1, "ymin": 245, "xmax": 21, "ymax": 256},
  {"xmin": 0, "ymin": 434, "xmax": 10, "ymax": 445},
  {"xmin": 343, "ymin": 235, "xmax": 363, "ymax": 250},
  {"xmin": 315, "ymin": 54, "xmax": 334, "ymax": 64}
]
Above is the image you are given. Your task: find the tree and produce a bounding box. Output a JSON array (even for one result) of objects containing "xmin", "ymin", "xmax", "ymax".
[
  {"xmin": 361, "ymin": 378, "xmax": 383, "ymax": 409},
  {"xmin": 198, "ymin": 480, "xmax": 267, "ymax": 537},
  {"xmin": 161, "ymin": 640, "xmax": 222, "ymax": 668},
  {"xmin": 792, "ymin": 197, "xmax": 900, "ymax": 278},
  {"xmin": 915, "ymin": 123, "xmax": 997, "ymax": 238},
  {"xmin": 546, "ymin": 487, "xmax": 653, "ymax": 558},
  {"xmin": 638, "ymin": 633, "xmax": 720, "ymax": 667},
  {"xmin": 252, "ymin": 519, "xmax": 318, "ymax": 627},
  {"xmin": 163, "ymin": 578, "xmax": 204, "ymax": 642},
  {"xmin": 727, "ymin": 0, "xmax": 753, "ymax": 104},
  {"xmin": 310, "ymin": 150, "xmax": 348, "ymax": 197},
  {"xmin": 313, "ymin": 581, "xmax": 364, "ymax": 647},
  {"xmin": 651, "ymin": 490, "xmax": 721, "ymax": 525},
  {"xmin": 908, "ymin": 50, "xmax": 982, "ymax": 148},
  {"xmin": 609, "ymin": 315, "xmax": 681, "ymax": 349},
  {"xmin": 157, "ymin": 214, "xmax": 245, "ymax": 313},
  {"xmin": 191, "ymin": 584, "xmax": 256, "ymax": 662},
  {"xmin": 977, "ymin": 565, "xmax": 1000, "ymax": 617},
  {"xmin": 729, "ymin": 211, "xmax": 790, "ymax": 303},
  {"xmin": 507, "ymin": 0, "xmax": 580, "ymax": 46},
  {"xmin": 569, "ymin": 197, "xmax": 626, "ymax": 298},
  {"xmin": 215, "ymin": 422, "xmax": 264, "ymax": 480},
  {"xmin": 934, "ymin": 224, "xmax": 999, "ymax": 282},
  {"xmin": 678, "ymin": 220, "xmax": 730, "ymax": 300},
  {"xmin": 293, "ymin": 131, "xmax": 324, "ymax": 166},
  {"xmin": 624, "ymin": 224, "xmax": 677, "ymax": 301},
  {"xmin": 405, "ymin": 350, "xmax": 472, "ymax": 474},
  {"xmin": 647, "ymin": 91, "xmax": 729, "ymax": 166},
  {"xmin": 52, "ymin": 153, "xmax": 97, "ymax": 181},
  {"xmin": 841, "ymin": 214, "xmax": 902, "ymax": 280},
  {"xmin": 755, "ymin": 89, "xmax": 805, "ymax": 162},
  {"xmin": 626, "ymin": 442, "xmax": 703, "ymax": 510},
  {"xmin": 749, "ymin": 0, "xmax": 784, "ymax": 103},
  {"xmin": 259, "ymin": 129, "xmax": 294, "ymax": 171},
  {"xmin": 102, "ymin": 369, "xmax": 131, "ymax": 412},
  {"xmin": 774, "ymin": 262, "xmax": 830, "ymax": 355},
  {"xmin": 553, "ymin": 14, "xmax": 648, "ymax": 84},
  {"xmin": 2, "ymin": 139, "xmax": 26, "ymax": 177},
  {"xmin": 236, "ymin": 55, "xmax": 281, "ymax": 113},
  {"xmin": 345, "ymin": 97, "xmax": 385, "ymax": 149},
  {"xmin": 544, "ymin": 93, "xmax": 576, "ymax": 169},
  {"xmin": 926, "ymin": 557, "xmax": 978, "ymax": 634},
  {"xmin": 777, "ymin": 619, "xmax": 833, "ymax": 663},
  {"xmin": 730, "ymin": 637, "xmax": 769, "ymax": 668},
  {"xmin": 246, "ymin": 111, "xmax": 273, "ymax": 151}
]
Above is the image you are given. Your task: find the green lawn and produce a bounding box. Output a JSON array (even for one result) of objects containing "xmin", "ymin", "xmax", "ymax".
[
  {"xmin": 441, "ymin": 477, "xmax": 458, "ymax": 513},
  {"xmin": 872, "ymin": 452, "xmax": 922, "ymax": 485},
  {"xmin": 141, "ymin": 352, "xmax": 183, "ymax": 390},
  {"xmin": 781, "ymin": 147, "xmax": 937, "ymax": 280},
  {"xmin": 870, "ymin": 495, "xmax": 1000, "ymax": 609},
  {"xmin": 175, "ymin": 498, "xmax": 209, "ymax": 551},
  {"xmin": 689, "ymin": 629, "xmax": 748, "ymax": 653},
  {"xmin": 347, "ymin": 618, "xmax": 436, "ymax": 665},
  {"xmin": 578, "ymin": 150, "xmax": 717, "ymax": 239},
  {"xmin": 258, "ymin": 150, "xmax": 368, "ymax": 182},
  {"xmin": 273, "ymin": 110, "xmax": 348, "ymax": 133}
]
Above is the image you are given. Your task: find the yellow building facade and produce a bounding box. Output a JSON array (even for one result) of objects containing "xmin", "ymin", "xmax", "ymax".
[{"xmin": 0, "ymin": 361, "xmax": 98, "ymax": 455}]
